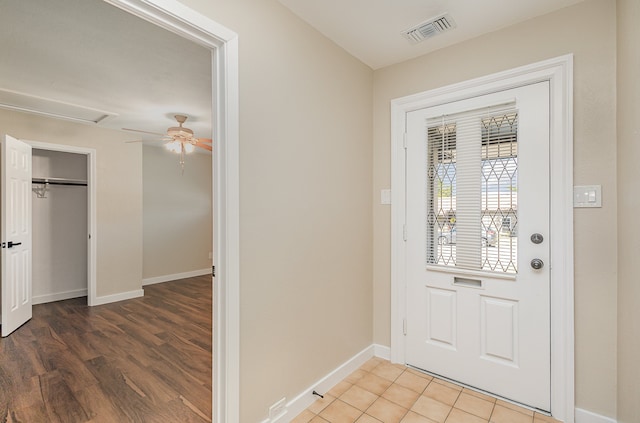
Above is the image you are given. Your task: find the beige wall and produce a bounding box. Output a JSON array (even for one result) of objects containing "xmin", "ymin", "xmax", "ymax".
[
  {"xmin": 142, "ymin": 145, "xmax": 212, "ymax": 280},
  {"xmin": 373, "ymin": 0, "xmax": 618, "ymax": 417},
  {"xmin": 616, "ymin": 0, "xmax": 640, "ymax": 421},
  {"xmin": 175, "ymin": 1, "xmax": 374, "ymax": 421},
  {"xmin": 0, "ymin": 108, "xmax": 143, "ymax": 298}
]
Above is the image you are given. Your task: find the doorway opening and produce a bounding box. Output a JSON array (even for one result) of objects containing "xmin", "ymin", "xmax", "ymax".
[
  {"xmin": 0, "ymin": 0, "xmax": 239, "ymax": 418},
  {"xmin": 31, "ymin": 148, "xmax": 90, "ymax": 305},
  {"xmin": 30, "ymin": 140, "xmax": 97, "ymax": 305}
]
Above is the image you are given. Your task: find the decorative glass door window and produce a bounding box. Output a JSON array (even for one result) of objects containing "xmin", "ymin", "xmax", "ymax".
[{"xmin": 426, "ymin": 105, "xmax": 519, "ymax": 274}]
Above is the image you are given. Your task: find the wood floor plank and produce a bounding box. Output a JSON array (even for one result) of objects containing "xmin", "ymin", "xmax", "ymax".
[
  {"xmin": 0, "ymin": 276, "xmax": 212, "ymax": 422},
  {"xmin": 5, "ymin": 402, "xmax": 50, "ymax": 423},
  {"xmin": 74, "ymin": 383, "xmax": 131, "ymax": 423},
  {"xmin": 40, "ymin": 370, "xmax": 90, "ymax": 423},
  {"xmin": 111, "ymin": 355, "xmax": 180, "ymax": 405}
]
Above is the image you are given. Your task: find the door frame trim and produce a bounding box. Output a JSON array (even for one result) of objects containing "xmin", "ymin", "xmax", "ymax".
[{"xmin": 390, "ymin": 55, "xmax": 574, "ymax": 421}]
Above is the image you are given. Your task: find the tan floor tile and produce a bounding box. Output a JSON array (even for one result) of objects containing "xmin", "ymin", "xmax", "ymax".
[
  {"xmin": 308, "ymin": 394, "xmax": 337, "ymax": 414},
  {"xmin": 347, "ymin": 369, "xmax": 370, "ymax": 384},
  {"xmin": 356, "ymin": 372, "xmax": 394, "ymax": 396},
  {"xmin": 395, "ymin": 371, "xmax": 431, "ymax": 394},
  {"xmin": 432, "ymin": 378, "xmax": 463, "ymax": 392},
  {"xmin": 454, "ymin": 393, "xmax": 494, "ymax": 420},
  {"xmin": 329, "ymin": 381, "xmax": 353, "ymax": 398},
  {"xmin": 494, "ymin": 400, "xmax": 534, "ymax": 416},
  {"xmin": 490, "ymin": 405, "xmax": 533, "ymax": 423},
  {"xmin": 461, "ymin": 389, "xmax": 496, "ymax": 404},
  {"xmin": 423, "ymin": 382, "xmax": 461, "ymax": 406},
  {"xmin": 356, "ymin": 414, "xmax": 383, "ymax": 423},
  {"xmin": 319, "ymin": 399, "xmax": 363, "ymax": 423},
  {"xmin": 383, "ymin": 383, "xmax": 422, "ymax": 409},
  {"xmin": 360, "ymin": 358, "xmax": 385, "ymax": 372},
  {"xmin": 533, "ymin": 412, "xmax": 561, "ymax": 423},
  {"xmin": 401, "ymin": 411, "xmax": 439, "ymax": 423},
  {"xmin": 366, "ymin": 397, "xmax": 409, "ymax": 423},
  {"xmin": 372, "ymin": 362, "xmax": 406, "ymax": 382},
  {"xmin": 445, "ymin": 408, "xmax": 488, "ymax": 423},
  {"xmin": 292, "ymin": 409, "xmax": 317, "ymax": 423},
  {"xmin": 340, "ymin": 385, "xmax": 379, "ymax": 411},
  {"xmin": 411, "ymin": 396, "xmax": 452, "ymax": 423},
  {"xmin": 310, "ymin": 416, "xmax": 331, "ymax": 423}
]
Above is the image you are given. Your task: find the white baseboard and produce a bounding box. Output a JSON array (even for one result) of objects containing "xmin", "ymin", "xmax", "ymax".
[
  {"xmin": 142, "ymin": 268, "xmax": 211, "ymax": 286},
  {"xmin": 33, "ymin": 288, "xmax": 87, "ymax": 305},
  {"xmin": 374, "ymin": 344, "xmax": 391, "ymax": 360},
  {"xmin": 575, "ymin": 408, "xmax": 617, "ymax": 423},
  {"xmin": 262, "ymin": 344, "xmax": 390, "ymax": 423},
  {"xmin": 92, "ymin": 289, "xmax": 144, "ymax": 306}
]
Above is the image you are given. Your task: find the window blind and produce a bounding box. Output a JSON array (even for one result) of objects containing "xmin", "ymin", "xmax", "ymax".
[{"xmin": 426, "ymin": 102, "xmax": 519, "ymax": 273}]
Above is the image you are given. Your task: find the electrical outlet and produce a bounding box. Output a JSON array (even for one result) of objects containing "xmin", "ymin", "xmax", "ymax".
[
  {"xmin": 208, "ymin": 251, "xmax": 213, "ymax": 260},
  {"xmin": 268, "ymin": 397, "xmax": 286, "ymax": 420}
]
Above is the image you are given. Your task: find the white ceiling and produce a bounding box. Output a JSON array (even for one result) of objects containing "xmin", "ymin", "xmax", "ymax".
[
  {"xmin": 277, "ymin": 0, "xmax": 585, "ymax": 69},
  {"xmin": 0, "ymin": 0, "xmax": 585, "ymax": 138},
  {"xmin": 0, "ymin": 0, "xmax": 212, "ymax": 141}
]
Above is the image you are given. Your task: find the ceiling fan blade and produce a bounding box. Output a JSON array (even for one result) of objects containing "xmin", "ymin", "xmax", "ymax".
[
  {"xmin": 195, "ymin": 142, "xmax": 212, "ymax": 151},
  {"xmin": 125, "ymin": 139, "xmax": 169, "ymax": 144},
  {"xmin": 197, "ymin": 138, "xmax": 212, "ymax": 144},
  {"xmin": 122, "ymin": 128, "xmax": 166, "ymax": 136}
]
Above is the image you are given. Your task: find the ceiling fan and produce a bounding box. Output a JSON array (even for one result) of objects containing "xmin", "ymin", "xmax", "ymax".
[{"xmin": 124, "ymin": 114, "xmax": 212, "ymax": 171}]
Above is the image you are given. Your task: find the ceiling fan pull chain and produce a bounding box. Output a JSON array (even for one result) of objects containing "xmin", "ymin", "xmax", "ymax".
[{"xmin": 180, "ymin": 143, "xmax": 186, "ymax": 175}]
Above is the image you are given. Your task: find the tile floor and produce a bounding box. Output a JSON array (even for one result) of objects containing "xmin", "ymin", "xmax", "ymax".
[{"xmin": 291, "ymin": 357, "xmax": 560, "ymax": 423}]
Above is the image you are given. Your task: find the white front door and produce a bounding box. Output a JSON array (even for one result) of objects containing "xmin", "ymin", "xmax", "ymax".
[
  {"xmin": 405, "ymin": 82, "xmax": 551, "ymax": 410},
  {"xmin": 1, "ymin": 134, "xmax": 33, "ymax": 337}
]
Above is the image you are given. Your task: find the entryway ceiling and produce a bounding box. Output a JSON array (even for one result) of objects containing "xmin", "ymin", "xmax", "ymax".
[
  {"xmin": 1, "ymin": 0, "xmax": 585, "ymax": 137},
  {"xmin": 277, "ymin": 0, "xmax": 586, "ymax": 69}
]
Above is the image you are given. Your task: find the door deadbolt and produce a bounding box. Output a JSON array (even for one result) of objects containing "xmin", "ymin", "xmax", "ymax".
[
  {"xmin": 530, "ymin": 233, "xmax": 543, "ymax": 244},
  {"xmin": 530, "ymin": 258, "xmax": 544, "ymax": 270}
]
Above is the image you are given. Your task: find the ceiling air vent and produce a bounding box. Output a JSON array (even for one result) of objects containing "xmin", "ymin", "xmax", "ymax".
[{"xmin": 402, "ymin": 13, "xmax": 456, "ymax": 44}]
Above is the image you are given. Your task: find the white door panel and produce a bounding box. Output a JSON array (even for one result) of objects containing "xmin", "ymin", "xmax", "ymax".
[
  {"xmin": 1, "ymin": 134, "xmax": 33, "ymax": 337},
  {"xmin": 405, "ymin": 83, "xmax": 550, "ymax": 410}
]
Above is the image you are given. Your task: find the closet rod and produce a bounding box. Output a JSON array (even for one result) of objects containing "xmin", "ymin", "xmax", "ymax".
[{"xmin": 32, "ymin": 177, "xmax": 87, "ymax": 187}]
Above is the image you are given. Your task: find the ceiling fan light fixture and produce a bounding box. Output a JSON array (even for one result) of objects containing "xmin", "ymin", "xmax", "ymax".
[
  {"xmin": 183, "ymin": 142, "xmax": 195, "ymax": 153},
  {"xmin": 165, "ymin": 140, "xmax": 181, "ymax": 153}
]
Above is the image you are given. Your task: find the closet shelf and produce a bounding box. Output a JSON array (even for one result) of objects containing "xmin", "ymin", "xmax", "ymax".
[{"xmin": 32, "ymin": 177, "xmax": 87, "ymax": 186}]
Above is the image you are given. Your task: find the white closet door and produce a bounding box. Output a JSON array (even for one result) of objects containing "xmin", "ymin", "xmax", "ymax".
[{"xmin": 1, "ymin": 134, "xmax": 33, "ymax": 337}]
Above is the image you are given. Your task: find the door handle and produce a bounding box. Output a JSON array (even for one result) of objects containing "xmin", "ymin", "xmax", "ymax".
[{"xmin": 7, "ymin": 241, "xmax": 22, "ymax": 248}]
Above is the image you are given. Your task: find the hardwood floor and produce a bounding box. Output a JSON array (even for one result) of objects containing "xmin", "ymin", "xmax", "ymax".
[{"xmin": 0, "ymin": 275, "xmax": 212, "ymax": 422}]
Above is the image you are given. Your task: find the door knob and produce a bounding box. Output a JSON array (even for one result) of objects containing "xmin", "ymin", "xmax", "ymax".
[
  {"xmin": 530, "ymin": 258, "xmax": 544, "ymax": 270},
  {"xmin": 530, "ymin": 233, "xmax": 543, "ymax": 244}
]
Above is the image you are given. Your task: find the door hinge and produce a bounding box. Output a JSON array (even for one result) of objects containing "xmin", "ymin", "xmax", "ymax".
[
  {"xmin": 403, "ymin": 318, "xmax": 407, "ymax": 336},
  {"xmin": 403, "ymin": 224, "xmax": 407, "ymax": 241},
  {"xmin": 212, "ymin": 265, "xmax": 215, "ymax": 277},
  {"xmin": 403, "ymin": 133, "xmax": 408, "ymax": 149}
]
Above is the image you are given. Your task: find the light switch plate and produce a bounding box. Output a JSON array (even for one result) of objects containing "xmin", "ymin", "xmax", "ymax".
[
  {"xmin": 574, "ymin": 185, "xmax": 602, "ymax": 208},
  {"xmin": 380, "ymin": 189, "xmax": 391, "ymax": 205}
]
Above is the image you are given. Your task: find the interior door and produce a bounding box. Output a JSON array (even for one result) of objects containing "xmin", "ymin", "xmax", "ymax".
[
  {"xmin": 405, "ymin": 82, "xmax": 551, "ymax": 410},
  {"xmin": 1, "ymin": 134, "xmax": 33, "ymax": 337}
]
